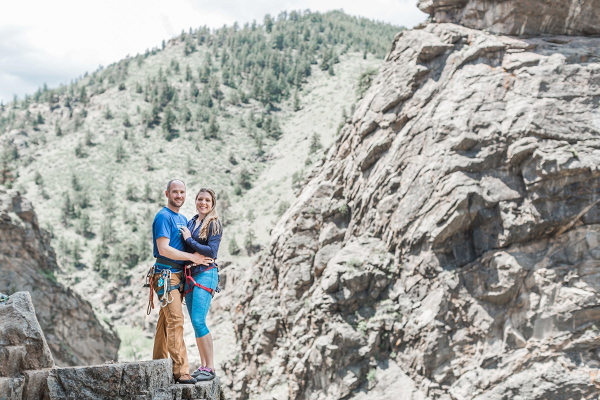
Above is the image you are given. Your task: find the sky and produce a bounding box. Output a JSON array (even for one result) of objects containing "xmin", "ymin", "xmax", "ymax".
[{"xmin": 0, "ymin": 0, "xmax": 427, "ymax": 104}]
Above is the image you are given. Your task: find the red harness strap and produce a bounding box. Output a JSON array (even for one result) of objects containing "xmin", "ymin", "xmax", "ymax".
[{"xmin": 184, "ymin": 266, "xmax": 215, "ymax": 297}]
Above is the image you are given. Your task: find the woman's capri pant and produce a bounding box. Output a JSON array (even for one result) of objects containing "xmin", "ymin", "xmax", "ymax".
[{"xmin": 184, "ymin": 268, "xmax": 218, "ymax": 338}]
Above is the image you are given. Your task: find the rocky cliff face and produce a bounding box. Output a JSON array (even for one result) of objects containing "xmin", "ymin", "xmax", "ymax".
[
  {"xmin": 418, "ymin": 0, "xmax": 600, "ymax": 36},
  {"xmin": 0, "ymin": 189, "xmax": 120, "ymax": 366},
  {"xmin": 221, "ymin": 3, "xmax": 600, "ymax": 399}
]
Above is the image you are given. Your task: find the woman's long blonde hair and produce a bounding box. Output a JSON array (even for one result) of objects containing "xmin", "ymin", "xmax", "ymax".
[{"xmin": 196, "ymin": 188, "xmax": 222, "ymax": 240}]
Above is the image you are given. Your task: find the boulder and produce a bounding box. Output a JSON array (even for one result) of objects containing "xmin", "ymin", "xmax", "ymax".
[{"xmin": 0, "ymin": 292, "xmax": 54, "ymax": 377}]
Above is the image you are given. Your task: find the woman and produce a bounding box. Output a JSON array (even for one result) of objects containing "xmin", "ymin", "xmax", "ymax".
[{"xmin": 179, "ymin": 187, "xmax": 222, "ymax": 381}]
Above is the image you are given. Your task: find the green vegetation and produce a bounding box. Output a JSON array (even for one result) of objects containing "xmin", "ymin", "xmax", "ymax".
[
  {"xmin": 356, "ymin": 67, "xmax": 379, "ymax": 98},
  {"xmin": 117, "ymin": 325, "xmax": 154, "ymax": 361},
  {"xmin": 366, "ymin": 368, "xmax": 377, "ymax": 381},
  {"xmin": 0, "ymin": 10, "xmax": 401, "ymax": 284}
]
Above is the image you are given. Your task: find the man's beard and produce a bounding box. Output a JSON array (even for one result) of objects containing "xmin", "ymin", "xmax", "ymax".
[{"xmin": 169, "ymin": 197, "xmax": 184, "ymax": 208}]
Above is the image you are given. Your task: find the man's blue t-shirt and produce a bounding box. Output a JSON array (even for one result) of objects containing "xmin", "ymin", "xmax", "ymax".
[{"xmin": 152, "ymin": 207, "xmax": 188, "ymax": 271}]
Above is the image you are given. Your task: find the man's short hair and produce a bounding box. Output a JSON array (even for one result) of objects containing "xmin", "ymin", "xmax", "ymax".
[{"xmin": 166, "ymin": 179, "xmax": 186, "ymax": 192}]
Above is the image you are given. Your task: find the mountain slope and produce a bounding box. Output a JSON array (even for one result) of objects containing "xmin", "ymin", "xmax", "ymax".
[{"xmin": 0, "ymin": 10, "xmax": 400, "ymax": 364}]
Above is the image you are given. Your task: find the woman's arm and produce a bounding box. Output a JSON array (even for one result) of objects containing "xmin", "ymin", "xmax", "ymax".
[
  {"xmin": 185, "ymin": 233, "xmax": 221, "ymax": 258},
  {"xmin": 180, "ymin": 224, "xmax": 222, "ymax": 259}
]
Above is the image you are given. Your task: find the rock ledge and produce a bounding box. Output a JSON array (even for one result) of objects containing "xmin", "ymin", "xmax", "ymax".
[{"xmin": 0, "ymin": 292, "xmax": 224, "ymax": 400}]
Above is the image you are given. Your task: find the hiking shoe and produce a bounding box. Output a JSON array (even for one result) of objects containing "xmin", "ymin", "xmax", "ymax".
[
  {"xmin": 192, "ymin": 367, "xmax": 215, "ymax": 381},
  {"xmin": 176, "ymin": 375, "xmax": 197, "ymax": 384}
]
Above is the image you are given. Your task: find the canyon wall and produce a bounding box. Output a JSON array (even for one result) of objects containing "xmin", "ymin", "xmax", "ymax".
[
  {"xmin": 221, "ymin": 2, "xmax": 600, "ymax": 399},
  {"xmin": 0, "ymin": 189, "xmax": 120, "ymax": 366}
]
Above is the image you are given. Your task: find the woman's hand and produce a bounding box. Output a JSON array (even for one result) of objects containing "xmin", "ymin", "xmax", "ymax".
[{"xmin": 180, "ymin": 226, "xmax": 192, "ymax": 240}]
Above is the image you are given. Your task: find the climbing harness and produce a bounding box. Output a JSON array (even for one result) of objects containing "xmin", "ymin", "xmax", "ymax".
[
  {"xmin": 183, "ymin": 266, "xmax": 221, "ymax": 298},
  {"xmin": 144, "ymin": 257, "xmax": 184, "ymax": 314},
  {"xmin": 158, "ymin": 270, "xmax": 175, "ymax": 307}
]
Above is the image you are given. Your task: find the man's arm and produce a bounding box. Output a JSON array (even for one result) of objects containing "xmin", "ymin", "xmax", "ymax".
[{"xmin": 156, "ymin": 237, "xmax": 212, "ymax": 265}]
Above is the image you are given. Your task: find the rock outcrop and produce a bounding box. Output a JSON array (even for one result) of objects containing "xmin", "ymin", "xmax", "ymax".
[
  {"xmin": 0, "ymin": 189, "xmax": 119, "ymax": 366},
  {"xmin": 0, "ymin": 291, "xmax": 223, "ymax": 400},
  {"xmin": 222, "ymin": 2, "xmax": 600, "ymax": 399},
  {"xmin": 418, "ymin": 0, "xmax": 600, "ymax": 36},
  {"xmin": 0, "ymin": 292, "xmax": 53, "ymax": 378}
]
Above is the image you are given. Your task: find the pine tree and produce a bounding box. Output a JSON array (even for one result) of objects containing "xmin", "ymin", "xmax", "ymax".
[
  {"xmin": 309, "ymin": 132, "xmax": 322, "ymax": 154},
  {"xmin": 115, "ymin": 141, "xmax": 126, "ymax": 162},
  {"xmin": 80, "ymin": 211, "xmax": 93, "ymax": 238},
  {"xmin": 61, "ymin": 193, "xmax": 73, "ymax": 226},
  {"xmin": 161, "ymin": 106, "xmax": 176, "ymax": 140},
  {"xmin": 0, "ymin": 150, "xmax": 14, "ymax": 187},
  {"xmin": 264, "ymin": 15, "xmax": 274, "ymax": 33},
  {"xmin": 144, "ymin": 181, "xmax": 153, "ymax": 202},
  {"xmin": 228, "ymin": 236, "xmax": 240, "ymax": 255},
  {"xmin": 244, "ymin": 229, "xmax": 257, "ymax": 253},
  {"xmin": 205, "ymin": 114, "xmax": 219, "ymax": 139},
  {"xmin": 293, "ymin": 89, "xmax": 301, "ymax": 111}
]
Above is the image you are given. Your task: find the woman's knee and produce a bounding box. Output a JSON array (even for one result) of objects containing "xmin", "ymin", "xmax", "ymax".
[{"xmin": 192, "ymin": 318, "xmax": 209, "ymax": 338}]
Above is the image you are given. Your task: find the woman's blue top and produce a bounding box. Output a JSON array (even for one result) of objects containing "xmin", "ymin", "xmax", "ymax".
[{"xmin": 185, "ymin": 215, "xmax": 222, "ymax": 276}]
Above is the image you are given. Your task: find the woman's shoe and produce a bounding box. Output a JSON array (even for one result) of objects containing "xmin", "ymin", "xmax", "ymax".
[
  {"xmin": 176, "ymin": 374, "xmax": 197, "ymax": 384},
  {"xmin": 192, "ymin": 367, "xmax": 215, "ymax": 381}
]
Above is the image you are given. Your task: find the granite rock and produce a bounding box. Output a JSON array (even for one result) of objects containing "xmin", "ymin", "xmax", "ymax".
[
  {"xmin": 0, "ymin": 292, "xmax": 54, "ymax": 377},
  {"xmin": 418, "ymin": 0, "xmax": 600, "ymax": 36},
  {"xmin": 222, "ymin": 12, "xmax": 600, "ymax": 400}
]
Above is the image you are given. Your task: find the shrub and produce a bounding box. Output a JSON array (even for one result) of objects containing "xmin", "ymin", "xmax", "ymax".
[
  {"xmin": 85, "ymin": 131, "xmax": 94, "ymax": 146},
  {"xmin": 75, "ymin": 142, "xmax": 87, "ymax": 158},
  {"xmin": 291, "ymin": 170, "xmax": 304, "ymax": 190},
  {"xmin": 276, "ymin": 201, "xmax": 290, "ymax": 217},
  {"xmin": 238, "ymin": 168, "xmax": 251, "ymax": 189},
  {"xmin": 126, "ymin": 183, "xmax": 137, "ymax": 201},
  {"xmin": 34, "ymin": 171, "xmax": 43, "ymax": 186},
  {"xmin": 356, "ymin": 68, "xmax": 378, "ymax": 98},
  {"xmin": 104, "ymin": 106, "xmax": 113, "ymax": 120}
]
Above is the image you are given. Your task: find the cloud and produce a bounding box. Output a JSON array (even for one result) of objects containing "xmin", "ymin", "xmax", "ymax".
[
  {"xmin": 160, "ymin": 14, "xmax": 177, "ymax": 38},
  {"xmin": 0, "ymin": 25, "xmax": 88, "ymax": 102},
  {"xmin": 0, "ymin": 0, "xmax": 427, "ymax": 103}
]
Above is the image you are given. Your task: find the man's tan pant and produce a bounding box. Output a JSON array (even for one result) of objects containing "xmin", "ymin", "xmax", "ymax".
[{"xmin": 152, "ymin": 271, "xmax": 190, "ymax": 379}]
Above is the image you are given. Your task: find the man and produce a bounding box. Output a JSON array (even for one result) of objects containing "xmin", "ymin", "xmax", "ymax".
[{"xmin": 152, "ymin": 179, "xmax": 212, "ymax": 384}]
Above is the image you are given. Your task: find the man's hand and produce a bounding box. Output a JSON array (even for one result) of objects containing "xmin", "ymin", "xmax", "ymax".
[
  {"xmin": 189, "ymin": 253, "xmax": 213, "ymax": 266},
  {"xmin": 180, "ymin": 226, "xmax": 192, "ymax": 240}
]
